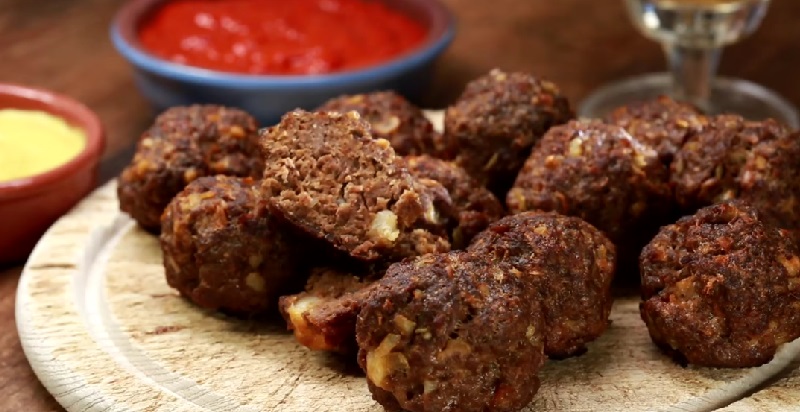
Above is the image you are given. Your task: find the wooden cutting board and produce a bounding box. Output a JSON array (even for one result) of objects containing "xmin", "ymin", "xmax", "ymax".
[{"xmin": 15, "ymin": 112, "xmax": 800, "ymax": 412}]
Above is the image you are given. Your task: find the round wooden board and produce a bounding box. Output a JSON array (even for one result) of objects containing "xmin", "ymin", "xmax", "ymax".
[
  {"xmin": 15, "ymin": 110, "xmax": 800, "ymax": 412},
  {"xmin": 16, "ymin": 182, "xmax": 800, "ymax": 412}
]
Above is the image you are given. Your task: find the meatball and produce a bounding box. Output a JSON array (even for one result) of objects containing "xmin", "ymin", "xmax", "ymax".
[
  {"xmin": 639, "ymin": 200, "xmax": 800, "ymax": 367},
  {"xmin": 279, "ymin": 267, "xmax": 378, "ymax": 354},
  {"xmin": 468, "ymin": 212, "xmax": 616, "ymax": 358},
  {"xmin": 506, "ymin": 119, "xmax": 672, "ymax": 275},
  {"xmin": 670, "ymin": 115, "xmax": 798, "ymax": 241},
  {"xmin": 404, "ymin": 155, "xmax": 505, "ymax": 248},
  {"xmin": 445, "ymin": 69, "xmax": 573, "ymax": 196},
  {"xmin": 671, "ymin": 115, "xmax": 790, "ymax": 212},
  {"xmin": 118, "ymin": 105, "xmax": 262, "ymax": 232},
  {"xmin": 316, "ymin": 91, "xmax": 451, "ymax": 158},
  {"xmin": 738, "ymin": 131, "xmax": 800, "ymax": 244},
  {"xmin": 160, "ymin": 176, "xmax": 299, "ymax": 315},
  {"xmin": 260, "ymin": 110, "xmax": 451, "ymax": 262},
  {"xmin": 605, "ymin": 95, "xmax": 707, "ymax": 165},
  {"xmin": 357, "ymin": 252, "xmax": 545, "ymax": 412}
]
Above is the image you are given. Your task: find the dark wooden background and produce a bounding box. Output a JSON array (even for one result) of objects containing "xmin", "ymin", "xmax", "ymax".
[{"xmin": 1, "ymin": 0, "xmax": 799, "ymax": 410}]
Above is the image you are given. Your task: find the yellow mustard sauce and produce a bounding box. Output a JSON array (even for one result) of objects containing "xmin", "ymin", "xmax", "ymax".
[{"xmin": 0, "ymin": 109, "xmax": 86, "ymax": 183}]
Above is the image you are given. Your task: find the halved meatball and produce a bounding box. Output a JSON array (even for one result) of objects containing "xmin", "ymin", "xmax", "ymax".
[
  {"xmin": 317, "ymin": 91, "xmax": 451, "ymax": 158},
  {"xmin": 260, "ymin": 110, "xmax": 451, "ymax": 262},
  {"xmin": 279, "ymin": 267, "xmax": 378, "ymax": 354}
]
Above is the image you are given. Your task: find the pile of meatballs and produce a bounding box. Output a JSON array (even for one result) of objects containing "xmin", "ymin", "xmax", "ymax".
[{"xmin": 117, "ymin": 68, "xmax": 800, "ymax": 412}]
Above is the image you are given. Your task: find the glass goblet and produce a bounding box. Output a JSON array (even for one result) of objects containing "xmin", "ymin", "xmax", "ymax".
[{"xmin": 579, "ymin": 0, "xmax": 799, "ymax": 128}]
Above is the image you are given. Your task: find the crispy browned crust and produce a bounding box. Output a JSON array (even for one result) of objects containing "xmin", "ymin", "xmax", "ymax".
[
  {"xmin": 670, "ymin": 115, "xmax": 790, "ymax": 212},
  {"xmin": 160, "ymin": 176, "xmax": 299, "ymax": 315},
  {"xmin": 260, "ymin": 110, "xmax": 451, "ymax": 262},
  {"xmin": 278, "ymin": 267, "xmax": 378, "ymax": 354},
  {"xmin": 404, "ymin": 155, "xmax": 506, "ymax": 249},
  {"xmin": 317, "ymin": 91, "xmax": 453, "ymax": 158},
  {"xmin": 356, "ymin": 252, "xmax": 545, "ymax": 412},
  {"xmin": 738, "ymin": 131, "xmax": 800, "ymax": 244},
  {"xmin": 506, "ymin": 119, "xmax": 671, "ymax": 278},
  {"xmin": 666, "ymin": 115, "xmax": 800, "ymax": 244},
  {"xmin": 639, "ymin": 200, "xmax": 800, "ymax": 367},
  {"xmin": 118, "ymin": 105, "xmax": 262, "ymax": 231},
  {"xmin": 444, "ymin": 69, "xmax": 573, "ymax": 196},
  {"xmin": 468, "ymin": 211, "xmax": 616, "ymax": 358},
  {"xmin": 605, "ymin": 95, "xmax": 706, "ymax": 165}
]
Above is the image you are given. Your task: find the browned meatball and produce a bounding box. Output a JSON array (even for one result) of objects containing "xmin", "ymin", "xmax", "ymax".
[
  {"xmin": 671, "ymin": 115, "xmax": 790, "ymax": 212},
  {"xmin": 606, "ymin": 95, "xmax": 707, "ymax": 165},
  {"xmin": 738, "ymin": 131, "xmax": 800, "ymax": 244},
  {"xmin": 639, "ymin": 200, "xmax": 800, "ymax": 367},
  {"xmin": 260, "ymin": 110, "xmax": 451, "ymax": 262},
  {"xmin": 445, "ymin": 69, "xmax": 573, "ymax": 196},
  {"xmin": 671, "ymin": 116, "xmax": 799, "ymax": 241},
  {"xmin": 468, "ymin": 212, "xmax": 616, "ymax": 358},
  {"xmin": 160, "ymin": 176, "xmax": 299, "ymax": 315},
  {"xmin": 506, "ymin": 119, "xmax": 672, "ymax": 275},
  {"xmin": 404, "ymin": 155, "xmax": 505, "ymax": 249},
  {"xmin": 118, "ymin": 105, "xmax": 262, "ymax": 232},
  {"xmin": 357, "ymin": 252, "xmax": 546, "ymax": 412},
  {"xmin": 316, "ymin": 91, "xmax": 452, "ymax": 158},
  {"xmin": 279, "ymin": 267, "xmax": 378, "ymax": 354}
]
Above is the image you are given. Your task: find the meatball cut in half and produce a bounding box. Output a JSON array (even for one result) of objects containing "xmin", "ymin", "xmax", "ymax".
[
  {"xmin": 260, "ymin": 110, "xmax": 451, "ymax": 262},
  {"xmin": 640, "ymin": 200, "xmax": 800, "ymax": 367},
  {"xmin": 445, "ymin": 69, "xmax": 573, "ymax": 195},
  {"xmin": 468, "ymin": 211, "xmax": 616, "ymax": 358},
  {"xmin": 279, "ymin": 267, "xmax": 379, "ymax": 354},
  {"xmin": 357, "ymin": 252, "xmax": 546, "ymax": 412},
  {"xmin": 605, "ymin": 95, "xmax": 707, "ymax": 165},
  {"xmin": 118, "ymin": 105, "xmax": 262, "ymax": 231},
  {"xmin": 316, "ymin": 91, "xmax": 451, "ymax": 158},
  {"xmin": 404, "ymin": 155, "xmax": 505, "ymax": 249},
  {"xmin": 160, "ymin": 176, "xmax": 299, "ymax": 315}
]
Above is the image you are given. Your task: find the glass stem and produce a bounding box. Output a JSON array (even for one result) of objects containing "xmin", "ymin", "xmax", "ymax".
[{"xmin": 663, "ymin": 44, "xmax": 722, "ymax": 112}]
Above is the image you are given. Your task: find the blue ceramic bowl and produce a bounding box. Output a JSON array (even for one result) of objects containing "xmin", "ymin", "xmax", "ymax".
[{"xmin": 111, "ymin": 0, "xmax": 456, "ymax": 124}]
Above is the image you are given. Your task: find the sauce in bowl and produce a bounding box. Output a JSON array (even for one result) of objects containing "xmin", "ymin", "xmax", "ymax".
[
  {"xmin": 138, "ymin": 0, "xmax": 428, "ymax": 75},
  {"xmin": 0, "ymin": 109, "xmax": 86, "ymax": 183}
]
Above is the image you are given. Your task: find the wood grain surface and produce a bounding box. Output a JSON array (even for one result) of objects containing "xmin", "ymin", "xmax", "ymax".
[
  {"xmin": 720, "ymin": 358, "xmax": 800, "ymax": 411},
  {"xmin": 4, "ymin": 0, "xmax": 800, "ymax": 410}
]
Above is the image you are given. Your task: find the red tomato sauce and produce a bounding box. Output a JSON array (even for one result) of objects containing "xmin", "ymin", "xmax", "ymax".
[{"xmin": 138, "ymin": 0, "xmax": 428, "ymax": 75}]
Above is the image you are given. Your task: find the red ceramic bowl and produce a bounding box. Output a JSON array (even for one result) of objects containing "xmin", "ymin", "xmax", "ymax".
[{"xmin": 0, "ymin": 84, "xmax": 105, "ymax": 264}]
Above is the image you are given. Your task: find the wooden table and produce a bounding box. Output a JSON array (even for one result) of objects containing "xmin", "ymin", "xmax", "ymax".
[{"xmin": 2, "ymin": 0, "xmax": 800, "ymax": 410}]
